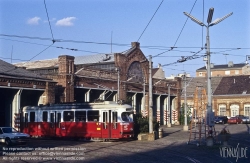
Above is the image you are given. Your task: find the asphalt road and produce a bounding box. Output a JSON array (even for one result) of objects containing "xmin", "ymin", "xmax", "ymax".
[{"xmin": 1, "ymin": 123, "xmax": 250, "ymax": 163}]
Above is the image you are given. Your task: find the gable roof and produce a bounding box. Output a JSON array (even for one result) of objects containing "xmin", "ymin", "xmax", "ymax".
[
  {"xmin": 0, "ymin": 59, "xmax": 50, "ymax": 80},
  {"xmin": 213, "ymin": 75, "xmax": 250, "ymax": 95},
  {"xmin": 14, "ymin": 53, "xmax": 116, "ymax": 70},
  {"xmin": 197, "ymin": 63, "xmax": 246, "ymax": 71},
  {"xmin": 74, "ymin": 54, "xmax": 115, "ymax": 65},
  {"xmin": 14, "ymin": 58, "xmax": 58, "ymax": 70},
  {"xmin": 121, "ymin": 46, "xmax": 137, "ymax": 56},
  {"xmin": 182, "ymin": 77, "xmax": 223, "ymax": 97},
  {"xmin": 152, "ymin": 68, "xmax": 159, "ymax": 76}
]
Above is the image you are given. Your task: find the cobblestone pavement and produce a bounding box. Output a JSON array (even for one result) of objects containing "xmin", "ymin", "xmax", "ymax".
[{"xmin": 1, "ymin": 124, "xmax": 249, "ymax": 163}]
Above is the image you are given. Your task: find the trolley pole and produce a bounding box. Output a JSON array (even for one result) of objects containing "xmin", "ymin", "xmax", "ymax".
[{"xmin": 149, "ymin": 55, "xmax": 153, "ymax": 134}]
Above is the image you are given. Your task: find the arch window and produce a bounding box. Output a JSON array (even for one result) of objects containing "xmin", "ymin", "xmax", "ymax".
[
  {"xmin": 244, "ymin": 104, "xmax": 250, "ymax": 116},
  {"xmin": 218, "ymin": 104, "xmax": 226, "ymax": 116},
  {"xmin": 230, "ymin": 104, "xmax": 239, "ymax": 117}
]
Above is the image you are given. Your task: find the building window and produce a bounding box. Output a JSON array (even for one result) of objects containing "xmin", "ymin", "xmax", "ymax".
[
  {"xmin": 199, "ymin": 72, "xmax": 203, "ymax": 76},
  {"xmin": 230, "ymin": 104, "xmax": 239, "ymax": 117},
  {"xmin": 219, "ymin": 105, "xmax": 226, "ymax": 116},
  {"xmin": 225, "ymin": 71, "xmax": 230, "ymax": 75},
  {"xmin": 235, "ymin": 70, "xmax": 239, "ymax": 75},
  {"xmin": 244, "ymin": 105, "xmax": 250, "ymax": 116}
]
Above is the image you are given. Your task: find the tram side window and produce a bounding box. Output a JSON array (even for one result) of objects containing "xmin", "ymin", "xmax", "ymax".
[
  {"xmin": 87, "ymin": 111, "xmax": 99, "ymax": 122},
  {"xmin": 63, "ymin": 111, "xmax": 74, "ymax": 122},
  {"xmin": 30, "ymin": 112, "xmax": 35, "ymax": 122},
  {"xmin": 43, "ymin": 111, "xmax": 48, "ymax": 122},
  {"xmin": 75, "ymin": 111, "xmax": 86, "ymax": 122},
  {"xmin": 57, "ymin": 113, "xmax": 61, "ymax": 123},
  {"xmin": 121, "ymin": 112, "xmax": 132, "ymax": 122},
  {"xmin": 50, "ymin": 113, "xmax": 54, "ymax": 123}
]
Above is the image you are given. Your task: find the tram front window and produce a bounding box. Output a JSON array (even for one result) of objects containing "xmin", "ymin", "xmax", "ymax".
[{"xmin": 121, "ymin": 112, "xmax": 133, "ymax": 122}]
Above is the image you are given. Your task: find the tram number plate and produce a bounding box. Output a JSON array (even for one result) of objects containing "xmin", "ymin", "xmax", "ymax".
[{"xmin": 123, "ymin": 125, "xmax": 128, "ymax": 130}]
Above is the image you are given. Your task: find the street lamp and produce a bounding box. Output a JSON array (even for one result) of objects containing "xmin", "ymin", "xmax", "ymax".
[{"xmin": 184, "ymin": 8, "xmax": 233, "ymax": 127}]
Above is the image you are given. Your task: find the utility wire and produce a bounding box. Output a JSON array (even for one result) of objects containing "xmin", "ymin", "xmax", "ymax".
[
  {"xmin": 0, "ymin": 34, "xmax": 131, "ymax": 47},
  {"xmin": 28, "ymin": 43, "xmax": 54, "ymax": 61},
  {"xmin": 0, "ymin": 38, "xmax": 106, "ymax": 54},
  {"xmin": 0, "ymin": 56, "xmax": 28, "ymax": 62},
  {"xmin": 1, "ymin": 34, "xmax": 250, "ymax": 50},
  {"xmin": 137, "ymin": 0, "xmax": 164, "ymax": 42},
  {"xmin": 152, "ymin": 0, "xmax": 198, "ymax": 58},
  {"xmin": 0, "ymin": 43, "xmax": 54, "ymax": 73},
  {"xmin": 44, "ymin": 0, "xmax": 55, "ymax": 43}
]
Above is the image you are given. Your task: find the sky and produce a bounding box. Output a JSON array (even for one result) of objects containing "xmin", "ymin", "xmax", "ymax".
[{"xmin": 0, "ymin": 0, "xmax": 249, "ymax": 77}]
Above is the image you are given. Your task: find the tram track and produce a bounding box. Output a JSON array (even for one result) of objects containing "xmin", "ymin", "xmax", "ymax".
[{"xmin": 83, "ymin": 140, "xmax": 203, "ymax": 163}]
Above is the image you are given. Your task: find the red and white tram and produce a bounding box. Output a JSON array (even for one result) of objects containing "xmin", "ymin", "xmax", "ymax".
[{"xmin": 21, "ymin": 101, "xmax": 134, "ymax": 140}]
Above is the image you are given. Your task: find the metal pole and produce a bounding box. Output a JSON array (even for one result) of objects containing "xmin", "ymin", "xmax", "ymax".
[
  {"xmin": 206, "ymin": 26, "xmax": 213, "ymax": 127},
  {"xmin": 116, "ymin": 68, "xmax": 120, "ymax": 102},
  {"xmin": 149, "ymin": 55, "xmax": 153, "ymax": 133},
  {"xmin": 167, "ymin": 85, "xmax": 172, "ymax": 127},
  {"xmin": 184, "ymin": 72, "xmax": 187, "ymax": 126},
  {"xmin": 183, "ymin": 72, "xmax": 188, "ymax": 131},
  {"xmin": 143, "ymin": 77, "xmax": 146, "ymax": 117}
]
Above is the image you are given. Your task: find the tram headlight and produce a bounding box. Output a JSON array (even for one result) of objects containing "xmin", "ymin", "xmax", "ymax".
[{"xmin": 130, "ymin": 128, "xmax": 133, "ymax": 131}]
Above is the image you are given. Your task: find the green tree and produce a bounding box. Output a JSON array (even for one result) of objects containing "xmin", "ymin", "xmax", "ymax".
[
  {"xmin": 179, "ymin": 103, "xmax": 192, "ymax": 125},
  {"xmin": 133, "ymin": 113, "xmax": 159, "ymax": 138}
]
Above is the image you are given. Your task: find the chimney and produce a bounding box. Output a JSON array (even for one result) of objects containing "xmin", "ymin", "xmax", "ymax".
[
  {"xmin": 58, "ymin": 55, "xmax": 75, "ymax": 74},
  {"xmin": 131, "ymin": 42, "xmax": 140, "ymax": 48},
  {"xmin": 158, "ymin": 63, "xmax": 162, "ymax": 68}
]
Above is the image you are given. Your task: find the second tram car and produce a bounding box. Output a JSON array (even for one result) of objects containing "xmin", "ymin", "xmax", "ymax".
[{"xmin": 21, "ymin": 101, "xmax": 134, "ymax": 140}]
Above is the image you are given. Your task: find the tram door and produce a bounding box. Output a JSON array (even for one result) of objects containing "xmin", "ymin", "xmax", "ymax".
[
  {"xmin": 49, "ymin": 111, "xmax": 61, "ymax": 137},
  {"xmin": 111, "ymin": 111, "xmax": 118, "ymax": 138},
  {"xmin": 101, "ymin": 111, "xmax": 109, "ymax": 138},
  {"xmin": 101, "ymin": 110, "xmax": 118, "ymax": 139}
]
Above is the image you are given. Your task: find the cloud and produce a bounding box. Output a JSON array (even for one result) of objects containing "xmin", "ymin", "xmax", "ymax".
[
  {"xmin": 56, "ymin": 17, "xmax": 76, "ymax": 26},
  {"xmin": 27, "ymin": 17, "xmax": 41, "ymax": 25}
]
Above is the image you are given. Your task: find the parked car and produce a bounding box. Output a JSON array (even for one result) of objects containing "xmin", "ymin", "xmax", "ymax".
[
  {"xmin": 227, "ymin": 117, "xmax": 243, "ymax": 124},
  {"xmin": 241, "ymin": 116, "xmax": 250, "ymax": 124},
  {"xmin": 0, "ymin": 127, "xmax": 30, "ymax": 146},
  {"xmin": 214, "ymin": 116, "xmax": 228, "ymax": 124},
  {"xmin": 235, "ymin": 115, "xmax": 245, "ymax": 119}
]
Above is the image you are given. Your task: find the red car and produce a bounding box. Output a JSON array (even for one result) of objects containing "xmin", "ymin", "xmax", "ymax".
[{"xmin": 227, "ymin": 117, "xmax": 243, "ymax": 124}]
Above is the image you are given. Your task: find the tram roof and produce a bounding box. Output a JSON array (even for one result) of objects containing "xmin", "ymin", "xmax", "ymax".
[{"xmin": 23, "ymin": 101, "xmax": 133, "ymax": 111}]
